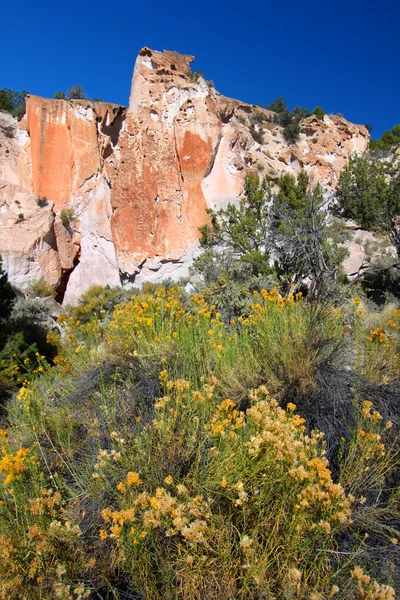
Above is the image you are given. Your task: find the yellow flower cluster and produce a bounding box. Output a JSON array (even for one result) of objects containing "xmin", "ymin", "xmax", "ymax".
[
  {"xmin": 16, "ymin": 385, "xmax": 35, "ymax": 407},
  {"xmin": 368, "ymin": 328, "xmax": 388, "ymax": 344},
  {"xmin": 103, "ymin": 286, "xmax": 228, "ymax": 361},
  {"xmin": 386, "ymin": 308, "xmax": 400, "ymax": 330},
  {"xmin": 358, "ymin": 430, "xmax": 385, "ymax": 458},
  {"xmin": 239, "ymin": 287, "xmax": 303, "ymax": 327},
  {"xmin": 29, "ymin": 488, "xmax": 62, "ymax": 517},
  {"xmin": 246, "ymin": 387, "xmax": 351, "ymax": 530},
  {"xmin": 210, "ymin": 398, "xmax": 245, "ymax": 438},
  {"xmin": 351, "ymin": 566, "xmax": 394, "ymax": 599},
  {"xmin": 100, "ymin": 484, "xmax": 212, "ymax": 546},
  {"xmin": 0, "ymin": 447, "xmax": 33, "ymax": 486},
  {"xmin": 361, "ymin": 401, "xmax": 383, "ymax": 424},
  {"xmin": 0, "ymin": 483, "xmax": 85, "ymax": 597}
]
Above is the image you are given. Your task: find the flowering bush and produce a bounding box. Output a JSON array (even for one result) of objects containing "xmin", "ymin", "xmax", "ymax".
[{"xmin": 0, "ymin": 287, "xmax": 397, "ymax": 598}]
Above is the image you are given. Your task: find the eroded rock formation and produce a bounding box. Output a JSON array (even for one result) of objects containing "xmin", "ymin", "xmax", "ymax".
[{"xmin": 0, "ymin": 47, "xmax": 370, "ymax": 303}]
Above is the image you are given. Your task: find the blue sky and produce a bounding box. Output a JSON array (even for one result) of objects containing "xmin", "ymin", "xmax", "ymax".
[{"xmin": 1, "ymin": 0, "xmax": 398, "ymax": 138}]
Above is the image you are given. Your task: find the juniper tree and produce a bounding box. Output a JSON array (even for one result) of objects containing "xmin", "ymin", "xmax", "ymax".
[
  {"xmin": 269, "ymin": 172, "xmax": 347, "ymax": 299},
  {"xmin": 198, "ymin": 174, "xmax": 274, "ymax": 278},
  {"xmin": 195, "ymin": 171, "xmax": 346, "ymax": 307}
]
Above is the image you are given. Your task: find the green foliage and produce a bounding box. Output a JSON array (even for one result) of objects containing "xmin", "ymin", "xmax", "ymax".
[
  {"xmin": 0, "ymin": 298, "xmax": 57, "ymax": 396},
  {"xmin": 68, "ymin": 285, "xmax": 130, "ymax": 323},
  {"xmin": 336, "ymin": 154, "xmax": 393, "ymax": 231},
  {"xmin": 185, "ymin": 70, "xmax": 204, "ymax": 83},
  {"xmin": 266, "ymin": 97, "xmax": 310, "ymax": 143},
  {"xmin": 266, "ymin": 97, "xmax": 287, "ymax": 113},
  {"xmin": 282, "ymin": 120, "xmax": 301, "ymax": 143},
  {"xmin": 312, "ymin": 105, "xmax": 325, "ymax": 120},
  {"xmin": 0, "ymin": 264, "xmax": 54, "ymax": 397},
  {"xmin": 66, "ymin": 84, "xmax": 87, "ymax": 100},
  {"xmin": 0, "ymin": 258, "xmax": 16, "ymax": 345},
  {"xmin": 370, "ymin": 123, "xmax": 400, "ymax": 151},
  {"xmin": 249, "ymin": 124, "xmax": 263, "ymax": 144},
  {"xmin": 195, "ymin": 172, "xmax": 346, "ymax": 306},
  {"xmin": 0, "ymin": 287, "xmax": 398, "ymax": 598},
  {"xmin": 292, "ymin": 105, "xmax": 311, "ymax": 120},
  {"xmin": 0, "ymin": 258, "xmax": 15, "ymax": 322},
  {"xmin": 0, "ymin": 89, "xmax": 28, "ymax": 120},
  {"xmin": 60, "ymin": 207, "xmax": 74, "ymax": 227},
  {"xmin": 194, "ymin": 174, "xmax": 277, "ymax": 319},
  {"xmin": 191, "ymin": 251, "xmax": 275, "ymax": 321},
  {"xmin": 28, "ymin": 279, "xmax": 56, "ymax": 298},
  {"xmin": 270, "ymin": 172, "xmax": 347, "ymax": 298},
  {"xmin": 54, "ymin": 91, "xmax": 66, "ymax": 99},
  {"xmin": 35, "ymin": 196, "xmax": 47, "ymax": 208},
  {"xmin": 199, "ymin": 174, "xmax": 273, "ymax": 278}
]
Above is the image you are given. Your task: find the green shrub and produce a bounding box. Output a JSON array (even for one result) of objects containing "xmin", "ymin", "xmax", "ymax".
[
  {"xmin": 336, "ymin": 154, "xmax": 390, "ymax": 230},
  {"xmin": 312, "ymin": 106, "xmax": 325, "ymax": 120},
  {"xmin": 283, "ymin": 120, "xmax": 301, "ymax": 142},
  {"xmin": 66, "ymin": 84, "xmax": 87, "ymax": 100},
  {"xmin": 0, "ymin": 287, "xmax": 397, "ymax": 598},
  {"xmin": 60, "ymin": 207, "xmax": 74, "ymax": 227},
  {"xmin": 370, "ymin": 124, "xmax": 400, "ymax": 152},
  {"xmin": 0, "ymin": 89, "xmax": 28, "ymax": 120},
  {"xmin": 185, "ymin": 70, "xmax": 204, "ymax": 83},
  {"xmin": 54, "ymin": 91, "xmax": 66, "ymax": 99},
  {"xmin": 0, "ymin": 297, "xmax": 57, "ymax": 396},
  {"xmin": 266, "ymin": 98, "xmax": 310, "ymax": 143},
  {"xmin": 35, "ymin": 196, "xmax": 47, "ymax": 208},
  {"xmin": 28, "ymin": 279, "xmax": 56, "ymax": 298},
  {"xmin": 249, "ymin": 124, "xmax": 263, "ymax": 144},
  {"xmin": 0, "ymin": 257, "xmax": 15, "ymax": 346},
  {"xmin": 67, "ymin": 284, "xmax": 130, "ymax": 323},
  {"xmin": 270, "ymin": 171, "xmax": 347, "ymax": 298},
  {"xmin": 195, "ymin": 171, "xmax": 345, "ymax": 306}
]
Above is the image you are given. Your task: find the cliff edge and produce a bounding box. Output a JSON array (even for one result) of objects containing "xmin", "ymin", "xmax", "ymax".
[{"xmin": 0, "ymin": 47, "xmax": 369, "ymax": 303}]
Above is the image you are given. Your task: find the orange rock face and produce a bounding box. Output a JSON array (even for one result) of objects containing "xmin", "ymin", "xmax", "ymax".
[
  {"xmin": 0, "ymin": 47, "xmax": 370, "ymax": 302},
  {"xmin": 26, "ymin": 97, "xmax": 122, "ymax": 208}
]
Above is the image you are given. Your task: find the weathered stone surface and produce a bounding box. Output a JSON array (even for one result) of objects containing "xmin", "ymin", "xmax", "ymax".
[
  {"xmin": 342, "ymin": 226, "xmax": 397, "ymax": 277},
  {"xmin": 0, "ymin": 48, "xmax": 370, "ymax": 303}
]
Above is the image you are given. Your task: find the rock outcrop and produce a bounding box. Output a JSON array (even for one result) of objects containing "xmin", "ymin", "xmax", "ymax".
[{"xmin": 0, "ymin": 47, "xmax": 370, "ymax": 303}]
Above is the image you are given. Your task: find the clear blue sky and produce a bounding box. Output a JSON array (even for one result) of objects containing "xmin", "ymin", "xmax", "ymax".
[{"xmin": 1, "ymin": 0, "xmax": 398, "ymax": 138}]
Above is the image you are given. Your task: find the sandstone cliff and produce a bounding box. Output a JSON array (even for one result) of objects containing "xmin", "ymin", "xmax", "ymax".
[{"xmin": 0, "ymin": 48, "xmax": 370, "ymax": 303}]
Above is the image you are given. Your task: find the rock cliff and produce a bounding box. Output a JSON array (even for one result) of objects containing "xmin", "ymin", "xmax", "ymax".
[{"xmin": 0, "ymin": 47, "xmax": 370, "ymax": 303}]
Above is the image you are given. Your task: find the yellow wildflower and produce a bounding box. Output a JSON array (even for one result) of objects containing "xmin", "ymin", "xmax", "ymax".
[
  {"xmin": 126, "ymin": 471, "xmax": 142, "ymax": 486},
  {"xmin": 117, "ymin": 482, "xmax": 126, "ymax": 493},
  {"xmin": 159, "ymin": 370, "xmax": 168, "ymax": 382}
]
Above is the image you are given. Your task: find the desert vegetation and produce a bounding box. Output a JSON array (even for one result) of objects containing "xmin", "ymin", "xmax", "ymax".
[
  {"xmin": 265, "ymin": 98, "xmax": 317, "ymax": 143},
  {"xmin": 0, "ymin": 166, "xmax": 399, "ymax": 598},
  {"xmin": 0, "ymin": 88, "xmax": 28, "ymax": 120},
  {"xmin": 0, "ymin": 276, "xmax": 399, "ymax": 597},
  {"xmin": 370, "ymin": 124, "xmax": 400, "ymax": 152}
]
